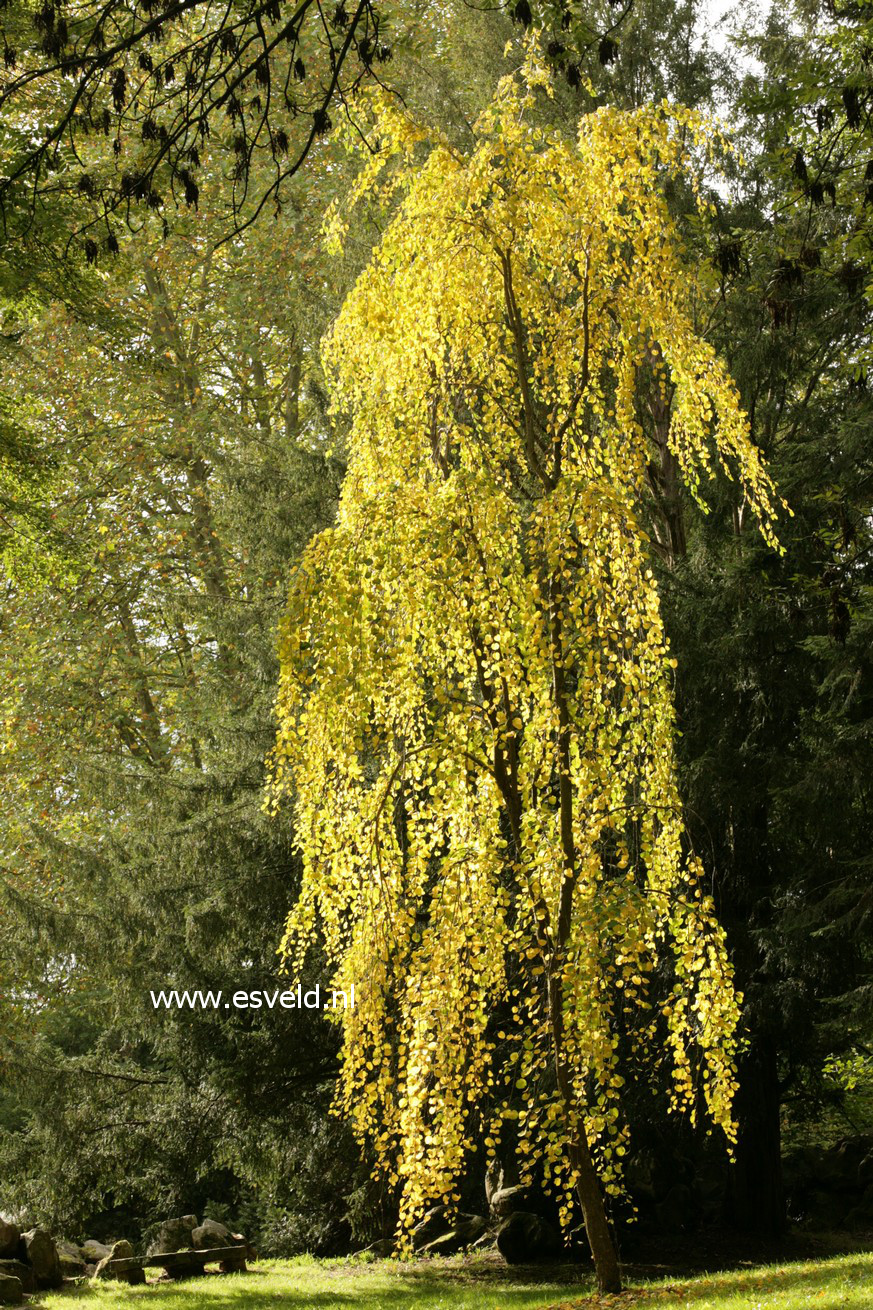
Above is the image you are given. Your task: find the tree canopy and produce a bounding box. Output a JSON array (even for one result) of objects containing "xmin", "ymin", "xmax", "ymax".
[{"xmin": 268, "ymin": 66, "xmax": 784, "ymax": 1291}]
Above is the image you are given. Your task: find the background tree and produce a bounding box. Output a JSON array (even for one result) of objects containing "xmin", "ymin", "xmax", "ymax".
[
  {"xmin": 0, "ymin": 0, "xmax": 640, "ymax": 249},
  {"xmin": 0, "ymin": 182, "xmax": 360, "ymax": 1243},
  {"xmin": 599, "ymin": 0, "xmax": 873, "ymax": 1237}
]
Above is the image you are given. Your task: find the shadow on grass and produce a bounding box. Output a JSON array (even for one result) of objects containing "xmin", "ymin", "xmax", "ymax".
[
  {"xmin": 38, "ymin": 1251, "xmax": 873, "ymax": 1310},
  {"xmin": 39, "ymin": 1260, "xmax": 595, "ymax": 1310},
  {"xmin": 587, "ymin": 1252, "xmax": 873, "ymax": 1310}
]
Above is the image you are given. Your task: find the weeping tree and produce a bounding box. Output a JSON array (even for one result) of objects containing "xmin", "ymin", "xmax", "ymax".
[{"xmin": 268, "ymin": 67, "xmax": 781, "ymax": 1293}]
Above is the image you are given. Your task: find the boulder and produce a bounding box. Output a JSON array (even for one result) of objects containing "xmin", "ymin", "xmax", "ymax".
[
  {"xmin": 802, "ymin": 1188, "xmax": 851, "ymax": 1228},
  {"xmin": 490, "ymin": 1186, "xmax": 540, "ymax": 1218},
  {"xmin": 858, "ymin": 1153, "xmax": 873, "ymax": 1191},
  {"xmin": 192, "ymin": 1219, "xmax": 233, "ymax": 1251},
  {"xmin": 411, "ymin": 1206, "xmax": 453, "ymax": 1251},
  {"xmin": 844, "ymin": 1183, "xmax": 873, "ymax": 1231},
  {"xmin": 0, "ymin": 1224, "xmax": 18, "ymax": 1262},
  {"xmin": 81, "ymin": 1240, "xmax": 112, "ymax": 1261},
  {"xmin": 59, "ymin": 1252, "xmax": 87, "ymax": 1279},
  {"xmin": 95, "ymin": 1260, "xmax": 146, "ymax": 1285},
  {"xmin": 0, "ymin": 1264, "xmax": 32, "ymax": 1295},
  {"xmin": 836, "ymin": 1136, "xmax": 873, "ymax": 1171},
  {"xmin": 20, "ymin": 1229, "xmax": 62, "ymax": 1289},
  {"xmin": 147, "ymin": 1216, "xmax": 198, "ymax": 1256},
  {"xmin": 624, "ymin": 1153, "xmax": 657, "ymax": 1207},
  {"xmin": 357, "ymin": 1238, "xmax": 395, "ymax": 1258},
  {"xmin": 95, "ymin": 1241, "xmax": 144, "ymax": 1285},
  {"xmin": 56, "ymin": 1240, "xmax": 86, "ymax": 1277},
  {"xmin": 231, "ymin": 1232, "xmax": 257, "ymax": 1260},
  {"xmin": 159, "ymin": 1251, "xmax": 207, "ymax": 1280},
  {"xmin": 0, "ymin": 1274, "xmax": 22, "ymax": 1305},
  {"xmin": 496, "ymin": 1211, "xmax": 561, "ymax": 1265},
  {"xmin": 421, "ymin": 1216, "xmax": 487, "ymax": 1256}
]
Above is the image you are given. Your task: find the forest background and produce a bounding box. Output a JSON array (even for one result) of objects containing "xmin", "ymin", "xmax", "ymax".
[{"xmin": 0, "ymin": 0, "xmax": 872, "ymax": 1262}]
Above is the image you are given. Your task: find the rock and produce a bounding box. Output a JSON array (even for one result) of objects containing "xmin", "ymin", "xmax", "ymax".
[
  {"xmin": 421, "ymin": 1216, "xmax": 487, "ymax": 1256},
  {"xmin": 0, "ymin": 1274, "xmax": 22, "ymax": 1305},
  {"xmin": 59, "ymin": 1252, "xmax": 87, "ymax": 1278},
  {"xmin": 0, "ymin": 1264, "xmax": 32, "ymax": 1295},
  {"xmin": 357, "ymin": 1238, "xmax": 395, "ymax": 1258},
  {"xmin": 147, "ymin": 1216, "xmax": 198, "ymax": 1256},
  {"xmin": 485, "ymin": 1160, "xmax": 506, "ymax": 1207},
  {"xmin": 159, "ymin": 1251, "xmax": 206, "ymax": 1280},
  {"xmin": 844, "ymin": 1203, "xmax": 873, "ymax": 1230},
  {"xmin": 802, "ymin": 1188, "xmax": 851, "ymax": 1228},
  {"xmin": 496, "ymin": 1211, "xmax": 561, "ymax": 1264},
  {"xmin": 836, "ymin": 1136, "xmax": 873, "ymax": 1170},
  {"xmin": 844, "ymin": 1183, "xmax": 873, "ymax": 1230},
  {"xmin": 695, "ymin": 1158, "xmax": 728, "ymax": 1221},
  {"xmin": 95, "ymin": 1260, "xmax": 146, "ymax": 1285},
  {"xmin": 81, "ymin": 1240, "xmax": 112, "ymax": 1261},
  {"xmin": 411, "ymin": 1206, "xmax": 452, "ymax": 1251},
  {"xmin": 231, "ymin": 1232, "xmax": 257, "ymax": 1260},
  {"xmin": 95, "ymin": 1242, "xmax": 144, "ymax": 1285},
  {"xmin": 20, "ymin": 1229, "xmax": 62, "ymax": 1289},
  {"xmin": 625, "ymin": 1153, "xmax": 657, "ymax": 1207},
  {"xmin": 192, "ymin": 1219, "xmax": 233, "ymax": 1251},
  {"xmin": 0, "ymin": 1224, "xmax": 18, "ymax": 1262},
  {"xmin": 490, "ymin": 1186, "xmax": 539, "ymax": 1218},
  {"xmin": 56, "ymin": 1240, "xmax": 86, "ymax": 1277}
]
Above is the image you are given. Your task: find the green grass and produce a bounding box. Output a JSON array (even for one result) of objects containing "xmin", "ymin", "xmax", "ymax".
[{"xmin": 34, "ymin": 1251, "xmax": 873, "ymax": 1310}]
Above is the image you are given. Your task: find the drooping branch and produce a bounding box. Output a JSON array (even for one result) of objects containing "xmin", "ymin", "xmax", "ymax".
[{"xmin": 0, "ymin": 0, "xmax": 384, "ymax": 247}]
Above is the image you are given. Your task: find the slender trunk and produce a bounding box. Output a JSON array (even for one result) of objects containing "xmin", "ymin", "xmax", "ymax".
[
  {"xmin": 548, "ymin": 967, "xmax": 622, "ymax": 1292},
  {"xmin": 549, "ymin": 589, "xmax": 622, "ymax": 1294},
  {"xmin": 646, "ymin": 354, "xmax": 686, "ymax": 567}
]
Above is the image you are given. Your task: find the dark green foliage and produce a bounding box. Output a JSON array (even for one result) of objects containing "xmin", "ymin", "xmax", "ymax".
[{"xmin": 0, "ymin": 209, "xmax": 366, "ymax": 1248}]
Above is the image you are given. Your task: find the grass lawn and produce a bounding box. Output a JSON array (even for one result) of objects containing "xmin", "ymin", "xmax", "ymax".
[{"xmin": 33, "ymin": 1251, "xmax": 873, "ymax": 1310}]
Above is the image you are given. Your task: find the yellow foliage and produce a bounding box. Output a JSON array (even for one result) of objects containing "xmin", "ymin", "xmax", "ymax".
[{"xmin": 268, "ymin": 64, "xmax": 780, "ymax": 1239}]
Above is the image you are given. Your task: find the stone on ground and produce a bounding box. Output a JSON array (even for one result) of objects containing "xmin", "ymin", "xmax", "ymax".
[
  {"xmin": 191, "ymin": 1219, "xmax": 232, "ymax": 1250},
  {"xmin": 147, "ymin": 1216, "xmax": 198, "ymax": 1256},
  {"xmin": 0, "ymin": 1224, "xmax": 18, "ymax": 1263},
  {"xmin": 81, "ymin": 1240, "xmax": 111, "ymax": 1261},
  {"xmin": 21, "ymin": 1228, "xmax": 62, "ymax": 1288},
  {"xmin": 0, "ymin": 1273, "xmax": 22, "ymax": 1305},
  {"xmin": 496, "ymin": 1211, "xmax": 561, "ymax": 1264}
]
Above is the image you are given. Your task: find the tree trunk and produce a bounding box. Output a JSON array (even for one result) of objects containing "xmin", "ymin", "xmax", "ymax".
[
  {"xmin": 547, "ymin": 585, "xmax": 622, "ymax": 1295},
  {"xmin": 548, "ymin": 968, "xmax": 622, "ymax": 1293}
]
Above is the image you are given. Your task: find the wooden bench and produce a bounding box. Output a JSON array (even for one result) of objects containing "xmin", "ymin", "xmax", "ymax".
[{"xmin": 104, "ymin": 1245, "xmax": 247, "ymax": 1282}]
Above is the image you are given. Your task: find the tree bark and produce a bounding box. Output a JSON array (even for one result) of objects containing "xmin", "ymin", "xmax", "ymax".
[
  {"xmin": 548, "ymin": 587, "xmax": 623, "ymax": 1295},
  {"xmin": 548, "ymin": 967, "xmax": 623, "ymax": 1293}
]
